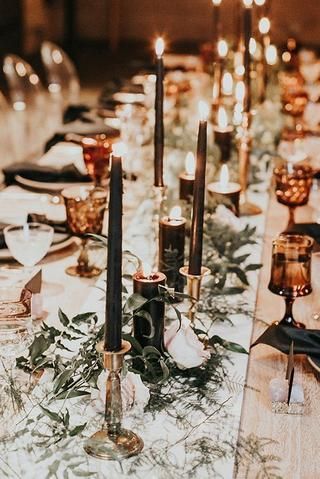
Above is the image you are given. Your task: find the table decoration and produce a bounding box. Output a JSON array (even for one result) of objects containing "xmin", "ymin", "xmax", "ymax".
[
  {"xmin": 132, "ymin": 264, "xmax": 166, "ymax": 350},
  {"xmin": 179, "ymin": 151, "xmax": 195, "ymax": 201},
  {"xmin": 242, "ymin": 0, "xmax": 253, "ymax": 115},
  {"xmin": 62, "ymin": 186, "xmax": 107, "ymax": 277},
  {"xmin": 207, "ymin": 164, "xmax": 241, "ymax": 216},
  {"xmin": 238, "ymin": 112, "xmax": 262, "ymax": 215},
  {"xmin": 81, "ymin": 134, "xmax": 112, "ymax": 186},
  {"xmin": 212, "ymin": 39, "xmax": 228, "ymax": 116},
  {"xmin": 212, "ymin": 0, "xmax": 222, "ymax": 57},
  {"xmin": 159, "ymin": 206, "xmax": 186, "ymax": 293},
  {"xmin": 273, "ymin": 162, "xmax": 313, "ymax": 228},
  {"xmin": 213, "ymin": 105, "xmax": 234, "ymax": 163},
  {"xmin": 189, "ymin": 100, "xmax": 208, "ymax": 276},
  {"xmin": 268, "ymin": 233, "xmax": 313, "ymax": 328},
  {"xmin": 85, "ymin": 151, "xmax": 144, "ymax": 459},
  {"xmin": 154, "ymin": 37, "xmax": 165, "ymax": 188}
]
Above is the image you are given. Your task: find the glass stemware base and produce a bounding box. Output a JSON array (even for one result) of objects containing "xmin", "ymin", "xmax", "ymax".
[{"xmin": 66, "ymin": 239, "xmax": 102, "ymax": 278}]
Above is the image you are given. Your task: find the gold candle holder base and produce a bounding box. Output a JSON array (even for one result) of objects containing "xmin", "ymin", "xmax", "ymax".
[
  {"xmin": 83, "ymin": 340, "xmax": 144, "ymax": 460},
  {"xmin": 239, "ymin": 197, "xmax": 262, "ymax": 217},
  {"xmin": 179, "ymin": 266, "xmax": 210, "ymax": 322}
]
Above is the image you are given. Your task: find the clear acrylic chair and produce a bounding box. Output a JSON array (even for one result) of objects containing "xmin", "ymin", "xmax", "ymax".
[
  {"xmin": 40, "ymin": 41, "xmax": 80, "ymax": 106},
  {"xmin": 3, "ymin": 55, "xmax": 48, "ymax": 159},
  {"xmin": 0, "ymin": 90, "xmax": 20, "ymax": 171}
]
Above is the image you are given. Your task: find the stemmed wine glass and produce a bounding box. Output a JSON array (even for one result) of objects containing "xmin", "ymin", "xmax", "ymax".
[
  {"xmin": 273, "ymin": 162, "xmax": 313, "ymax": 229},
  {"xmin": 81, "ymin": 134, "xmax": 113, "ymax": 186},
  {"xmin": 4, "ymin": 223, "xmax": 54, "ymax": 276},
  {"xmin": 268, "ymin": 233, "xmax": 313, "ymax": 328},
  {"xmin": 62, "ymin": 186, "xmax": 107, "ymax": 277}
]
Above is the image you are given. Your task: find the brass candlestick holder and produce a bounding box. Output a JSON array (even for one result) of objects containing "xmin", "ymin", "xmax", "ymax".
[
  {"xmin": 238, "ymin": 112, "xmax": 262, "ymax": 216},
  {"xmin": 84, "ymin": 340, "xmax": 144, "ymax": 460},
  {"xmin": 179, "ymin": 266, "xmax": 210, "ymax": 322}
]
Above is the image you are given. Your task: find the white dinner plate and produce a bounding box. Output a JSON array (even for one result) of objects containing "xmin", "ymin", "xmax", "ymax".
[
  {"xmin": 0, "ymin": 234, "xmax": 75, "ymax": 260},
  {"xmin": 15, "ymin": 175, "xmax": 92, "ymax": 193}
]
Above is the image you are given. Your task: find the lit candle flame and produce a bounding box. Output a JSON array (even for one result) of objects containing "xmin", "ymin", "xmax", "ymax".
[
  {"xmin": 142, "ymin": 263, "xmax": 153, "ymax": 278},
  {"xmin": 169, "ymin": 205, "xmax": 182, "ymax": 220},
  {"xmin": 249, "ymin": 37, "xmax": 257, "ymax": 56},
  {"xmin": 243, "ymin": 0, "xmax": 253, "ymax": 7},
  {"xmin": 217, "ymin": 106, "xmax": 228, "ymax": 129},
  {"xmin": 185, "ymin": 152, "xmax": 195, "ymax": 175},
  {"xmin": 198, "ymin": 100, "xmax": 209, "ymax": 121},
  {"xmin": 222, "ymin": 72, "xmax": 233, "ymax": 95},
  {"xmin": 259, "ymin": 17, "xmax": 270, "ymax": 35},
  {"xmin": 212, "ymin": 0, "xmax": 222, "ymax": 4},
  {"xmin": 265, "ymin": 44, "xmax": 278, "ymax": 65},
  {"xmin": 112, "ymin": 141, "xmax": 127, "ymax": 157},
  {"xmin": 217, "ymin": 39, "xmax": 228, "ymax": 58},
  {"xmin": 155, "ymin": 37, "xmax": 165, "ymax": 57},
  {"xmin": 235, "ymin": 81, "xmax": 245, "ymax": 103},
  {"xmin": 219, "ymin": 164, "xmax": 229, "ymax": 189}
]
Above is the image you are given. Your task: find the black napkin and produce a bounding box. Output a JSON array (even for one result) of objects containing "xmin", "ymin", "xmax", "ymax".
[
  {"xmin": 251, "ymin": 324, "xmax": 320, "ymax": 359},
  {"xmin": 63, "ymin": 104, "xmax": 92, "ymax": 124},
  {"xmin": 3, "ymin": 162, "xmax": 91, "ymax": 186}
]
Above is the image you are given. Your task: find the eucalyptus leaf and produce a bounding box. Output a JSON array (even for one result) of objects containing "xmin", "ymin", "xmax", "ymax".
[
  {"xmin": 210, "ymin": 335, "xmax": 248, "ymax": 354},
  {"xmin": 58, "ymin": 309, "xmax": 69, "ymax": 327},
  {"xmin": 40, "ymin": 406, "xmax": 63, "ymax": 423}
]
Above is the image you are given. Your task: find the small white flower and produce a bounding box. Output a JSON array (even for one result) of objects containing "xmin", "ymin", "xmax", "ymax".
[
  {"xmin": 92, "ymin": 370, "xmax": 150, "ymax": 413},
  {"xmin": 164, "ymin": 317, "xmax": 210, "ymax": 369},
  {"xmin": 213, "ymin": 205, "xmax": 241, "ymax": 232}
]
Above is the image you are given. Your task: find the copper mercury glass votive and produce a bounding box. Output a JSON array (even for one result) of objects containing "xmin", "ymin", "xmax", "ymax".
[
  {"xmin": 268, "ymin": 233, "xmax": 313, "ymax": 328},
  {"xmin": 273, "ymin": 162, "xmax": 313, "ymax": 229},
  {"xmin": 62, "ymin": 186, "xmax": 107, "ymax": 277}
]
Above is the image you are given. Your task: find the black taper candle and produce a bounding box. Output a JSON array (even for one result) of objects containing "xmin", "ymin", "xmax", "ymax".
[
  {"xmin": 133, "ymin": 271, "xmax": 166, "ymax": 350},
  {"xmin": 243, "ymin": 2, "xmax": 252, "ymax": 113},
  {"xmin": 159, "ymin": 213, "xmax": 186, "ymax": 292},
  {"xmin": 189, "ymin": 112, "xmax": 207, "ymax": 276},
  {"xmin": 154, "ymin": 40, "xmax": 164, "ymax": 187},
  {"xmin": 104, "ymin": 155, "xmax": 123, "ymax": 352}
]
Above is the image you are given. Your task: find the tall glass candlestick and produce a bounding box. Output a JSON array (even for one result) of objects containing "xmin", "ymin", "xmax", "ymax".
[
  {"xmin": 154, "ymin": 37, "xmax": 165, "ymax": 188},
  {"xmin": 189, "ymin": 101, "xmax": 208, "ymax": 276},
  {"xmin": 159, "ymin": 206, "xmax": 186, "ymax": 293},
  {"xmin": 104, "ymin": 151, "xmax": 123, "ymax": 352},
  {"xmin": 242, "ymin": 0, "xmax": 253, "ymax": 113}
]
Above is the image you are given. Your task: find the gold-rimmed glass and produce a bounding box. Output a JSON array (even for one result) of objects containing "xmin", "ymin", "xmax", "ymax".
[
  {"xmin": 62, "ymin": 186, "xmax": 107, "ymax": 277},
  {"xmin": 273, "ymin": 162, "xmax": 313, "ymax": 228},
  {"xmin": 268, "ymin": 233, "xmax": 313, "ymax": 328}
]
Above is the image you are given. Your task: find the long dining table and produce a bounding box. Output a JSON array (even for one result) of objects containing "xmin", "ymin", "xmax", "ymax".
[{"xmin": 0, "ymin": 80, "xmax": 320, "ymax": 479}]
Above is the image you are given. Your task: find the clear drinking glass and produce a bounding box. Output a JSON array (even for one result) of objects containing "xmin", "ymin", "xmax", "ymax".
[
  {"xmin": 0, "ymin": 316, "xmax": 34, "ymax": 439},
  {"xmin": 4, "ymin": 223, "xmax": 54, "ymax": 268},
  {"xmin": 268, "ymin": 233, "xmax": 313, "ymax": 328}
]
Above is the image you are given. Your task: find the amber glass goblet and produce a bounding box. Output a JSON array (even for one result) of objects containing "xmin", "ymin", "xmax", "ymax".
[
  {"xmin": 268, "ymin": 233, "xmax": 313, "ymax": 328},
  {"xmin": 273, "ymin": 163, "xmax": 313, "ymax": 229},
  {"xmin": 81, "ymin": 135, "xmax": 112, "ymax": 186},
  {"xmin": 62, "ymin": 186, "xmax": 107, "ymax": 277}
]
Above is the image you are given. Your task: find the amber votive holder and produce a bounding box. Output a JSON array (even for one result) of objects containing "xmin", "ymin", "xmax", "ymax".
[{"xmin": 62, "ymin": 186, "xmax": 107, "ymax": 277}]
